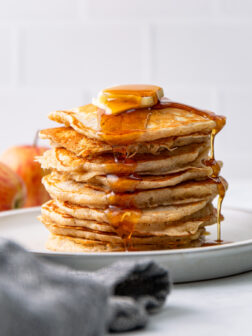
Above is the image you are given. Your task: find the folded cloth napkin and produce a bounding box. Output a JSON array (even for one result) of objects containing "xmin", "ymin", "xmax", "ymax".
[{"xmin": 0, "ymin": 238, "xmax": 171, "ymax": 336}]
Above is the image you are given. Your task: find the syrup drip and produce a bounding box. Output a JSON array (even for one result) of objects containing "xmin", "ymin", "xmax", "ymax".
[
  {"xmin": 204, "ymin": 125, "xmax": 226, "ymax": 241},
  {"xmin": 105, "ymin": 175, "xmax": 141, "ymax": 249},
  {"xmin": 97, "ymin": 94, "xmax": 226, "ymax": 248},
  {"xmin": 105, "ymin": 206, "xmax": 141, "ymax": 249},
  {"xmin": 100, "ymin": 146, "xmax": 140, "ymax": 248},
  {"xmin": 101, "ymin": 143, "xmax": 142, "ymax": 248},
  {"xmin": 214, "ymin": 176, "xmax": 226, "ymax": 241}
]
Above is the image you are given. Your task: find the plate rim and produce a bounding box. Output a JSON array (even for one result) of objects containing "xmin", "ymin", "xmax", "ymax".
[{"xmin": 0, "ymin": 205, "xmax": 252, "ymax": 257}]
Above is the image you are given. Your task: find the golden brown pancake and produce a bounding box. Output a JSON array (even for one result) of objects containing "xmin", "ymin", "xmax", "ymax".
[
  {"xmin": 42, "ymin": 172, "xmax": 225, "ymax": 209},
  {"xmin": 37, "ymin": 142, "xmax": 210, "ymax": 175},
  {"xmin": 57, "ymin": 158, "xmax": 217, "ymax": 186},
  {"xmin": 46, "ymin": 233, "xmax": 205, "ymax": 252},
  {"xmin": 41, "ymin": 203, "xmax": 216, "ymax": 250},
  {"xmin": 41, "ymin": 201, "xmax": 216, "ymax": 236},
  {"xmin": 56, "ymin": 166, "xmax": 214, "ymax": 192},
  {"xmin": 42, "ymin": 219, "xmax": 212, "ymax": 245},
  {"xmin": 48, "ymin": 104, "xmax": 216, "ymax": 145},
  {"xmin": 40, "ymin": 126, "xmax": 210, "ymax": 158},
  {"xmin": 42, "ymin": 199, "xmax": 212, "ymax": 226}
]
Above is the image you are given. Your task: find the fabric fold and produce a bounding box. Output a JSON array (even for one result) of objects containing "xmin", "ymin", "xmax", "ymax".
[{"xmin": 0, "ymin": 238, "xmax": 171, "ymax": 335}]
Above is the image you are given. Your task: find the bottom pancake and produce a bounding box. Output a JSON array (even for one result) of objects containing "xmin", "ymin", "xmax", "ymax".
[
  {"xmin": 40, "ymin": 213, "xmax": 216, "ymax": 243},
  {"xmin": 46, "ymin": 232, "xmax": 205, "ymax": 252},
  {"xmin": 39, "ymin": 202, "xmax": 218, "ymax": 252}
]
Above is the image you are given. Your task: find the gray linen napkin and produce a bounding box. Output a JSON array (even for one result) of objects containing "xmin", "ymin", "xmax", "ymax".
[{"xmin": 0, "ymin": 238, "xmax": 171, "ymax": 336}]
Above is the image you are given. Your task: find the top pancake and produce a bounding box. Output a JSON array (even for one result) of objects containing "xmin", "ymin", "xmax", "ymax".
[{"xmin": 49, "ymin": 104, "xmax": 216, "ymax": 145}]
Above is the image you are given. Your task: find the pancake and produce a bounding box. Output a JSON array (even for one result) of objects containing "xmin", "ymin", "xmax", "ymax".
[
  {"xmin": 37, "ymin": 142, "xmax": 210, "ymax": 175},
  {"xmin": 40, "ymin": 204, "xmax": 216, "ymax": 245},
  {"xmin": 58, "ymin": 157, "xmax": 216, "ymax": 185},
  {"xmin": 43, "ymin": 199, "xmax": 211, "ymax": 226},
  {"xmin": 46, "ymin": 233, "xmax": 205, "ymax": 252},
  {"xmin": 40, "ymin": 126, "xmax": 210, "ymax": 158},
  {"xmin": 48, "ymin": 104, "xmax": 216, "ymax": 144},
  {"xmin": 42, "ymin": 216, "xmax": 214, "ymax": 245},
  {"xmin": 41, "ymin": 200, "xmax": 218, "ymax": 237},
  {"xmin": 42, "ymin": 173, "xmax": 225, "ymax": 209},
  {"xmin": 57, "ymin": 166, "xmax": 214, "ymax": 192}
]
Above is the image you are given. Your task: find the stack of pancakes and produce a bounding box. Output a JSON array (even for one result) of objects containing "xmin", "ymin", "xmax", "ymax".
[{"xmin": 38, "ymin": 85, "xmax": 227, "ymax": 252}]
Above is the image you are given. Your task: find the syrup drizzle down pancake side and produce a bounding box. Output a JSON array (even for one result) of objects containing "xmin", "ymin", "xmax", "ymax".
[
  {"xmin": 158, "ymin": 99, "xmax": 227, "ymax": 242},
  {"xmin": 96, "ymin": 90, "xmax": 226, "ymax": 246},
  {"xmin": 38, "ymin": 84, "xmax": 228, "ymax": 252}
]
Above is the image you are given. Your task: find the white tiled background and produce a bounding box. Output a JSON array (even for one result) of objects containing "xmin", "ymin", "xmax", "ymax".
[{"xmin": 0, "ymin": 0, "xmax": 252, "ymax": 187}]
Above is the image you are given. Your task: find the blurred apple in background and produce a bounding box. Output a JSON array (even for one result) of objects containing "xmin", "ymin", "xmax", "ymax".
[
  {"xmin": 0, "ymin": 137, "xmax": 50, "ymax": 208},
  {"xmin": 0, "ymin": 162, "xmax": 26, "ymax": 211}
]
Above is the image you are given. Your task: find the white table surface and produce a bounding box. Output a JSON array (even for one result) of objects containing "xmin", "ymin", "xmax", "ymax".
[
  {"xmin": 121, "ymin": 271, "xmax": 252, "ymax": 336},
  {"xmin": 114, "ymin": 180, "xmax": 252, "ymax": 336}
]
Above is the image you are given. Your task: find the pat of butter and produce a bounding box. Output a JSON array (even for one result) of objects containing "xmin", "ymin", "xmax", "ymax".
[{"xmin": 92, "ymin": 84, "xmax": 164, "ymax": 115}]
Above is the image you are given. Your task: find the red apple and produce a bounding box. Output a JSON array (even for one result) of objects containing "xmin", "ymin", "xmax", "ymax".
[
  {"xmin": 0, "ymin": 145, "xmax": 50, "ymax": 207},
  {"xmin": 0, "ymin": 162, "xmax": 26, "ymax": 211}
]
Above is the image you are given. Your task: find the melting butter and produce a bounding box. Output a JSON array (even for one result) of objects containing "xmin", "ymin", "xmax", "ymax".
[{"xmin": 93, "ymin": 84, "xmax": 164, "ymax": 115}]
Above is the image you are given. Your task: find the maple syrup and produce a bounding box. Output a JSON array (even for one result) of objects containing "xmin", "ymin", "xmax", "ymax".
[
  {"xmin": 98, "ymin": 107, "xmax": 152, "ymax": 145},
  {"xmin": 105, "ymin": 182, "xmax": 142, "ymax": 249},
  {"xmin": 105, "ymin": 206, "xmax": 141, "ymax": 247},
  {"xmin": 202, "ymin": 239, "xmax": 231, "ymax": 247}
]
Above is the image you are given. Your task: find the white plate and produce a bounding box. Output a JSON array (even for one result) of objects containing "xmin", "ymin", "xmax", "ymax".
[{"xmin": 0, "ymin": 206, "xmax": 251, "ymax": 283}]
